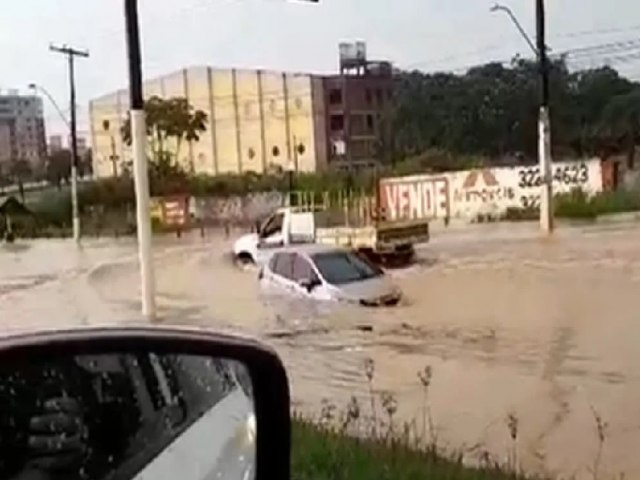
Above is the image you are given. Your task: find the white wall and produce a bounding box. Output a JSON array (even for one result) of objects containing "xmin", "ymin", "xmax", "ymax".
[{"xmin": 380, "ymin": 159, "xmax": 603, "ymax": 222}]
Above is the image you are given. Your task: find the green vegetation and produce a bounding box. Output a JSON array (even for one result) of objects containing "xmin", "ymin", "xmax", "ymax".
[
  {"xmin": 394, "ymin": 60, "xmax": 640, "ymax": 166},
  {"xmin": 556, "ymin": 188, "xmax": 640, "ymax": 220},
  {"xmin": 291, "ymin": 361, "xmax": 543, "ymax": 480},
  {"xmin": 503, "ymin": 189, "xmax": 640, "ymax": 222},
  {"xmin": 291, "ymin": 418, "xmax": 536, "ymax": 480}
]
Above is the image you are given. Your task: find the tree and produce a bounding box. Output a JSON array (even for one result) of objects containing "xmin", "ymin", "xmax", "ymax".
[
  {"xmin": 46, "ymin": 149, "xmax": 72, "ymax": 189},
  {"xmin": 121, "ymin": 96, "xmax": 208, "ymax": 169},
  {"xmin": 392, "ymin": 58, "xmax": 640, "ymax": 166},
  {"xmin": 8, "ymin": 159, "xmax": 33, "ymax": 202},
  {"xmin": 80, "ymin": 149, "xmax": 94, "ymax": 178}
]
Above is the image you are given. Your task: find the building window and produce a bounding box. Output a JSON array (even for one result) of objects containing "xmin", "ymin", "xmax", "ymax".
[
  {"xmin": 366, "ymin": 114, "xmax": 374, "ymax": 132},
  {"xmin": 294, "ymin": 98, "xmax": 303, "ymax": 110},
  {"xmin": 365, "ymin": 89, "xmax": 373, "ymax": 104},
  {"xmin": 328, "ymin": 89, "xmax": 342, "ymax": 105},
  {"xmin": 272, "ymin": 146, "xmax": 280, "ymax": 157},
  {"xmin": 376, "ymin": 89, "xmax": 383, "ymax": 105},
  {"xmin": 247, "ymin": 147, "xmax": 256, "ymax": 160},
  {"xmin": 330, "ymin": 114, "xmax": 344, "ymax": 132}
]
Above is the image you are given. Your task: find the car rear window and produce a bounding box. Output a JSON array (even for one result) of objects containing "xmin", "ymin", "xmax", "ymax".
[{"xmin": 312, "ymin": 251, "xmax": 383, "ymax": 285}]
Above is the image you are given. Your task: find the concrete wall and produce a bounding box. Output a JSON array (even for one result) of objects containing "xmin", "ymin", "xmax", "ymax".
[
  {"xmin": 379, "ymin": 159, "xmax": 604, "ymax": 222},
  {"xmin": 90, "ymin": 67, "xmax": 324, "ymax": 178}
]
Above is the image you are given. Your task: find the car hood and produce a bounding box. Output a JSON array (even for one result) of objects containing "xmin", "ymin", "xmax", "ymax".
[
  {"xmin": 336, "ymin": 275, "xmax": 399, "ymax": 303},
  {"xmin": 233, "ymin": 233, "xmax": 258, "ymax": 256}
]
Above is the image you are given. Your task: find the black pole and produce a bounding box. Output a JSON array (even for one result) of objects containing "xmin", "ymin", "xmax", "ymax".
[
  {"xmin": 125, "ymin": 0, "xmax": 144, "ymax": 110},
  {"xmin": 288, "ymin": 170, "xmax": 294, "ymax": 206},
  {"xmin": 68, "ymin": 55, "xmax": 79, "ymax": 172},
  {"xmin": 536, "ymin": 0, "xmax": 549, "ymax": 107}
]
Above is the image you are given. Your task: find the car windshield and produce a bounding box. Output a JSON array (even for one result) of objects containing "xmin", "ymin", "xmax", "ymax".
[{"xmin": 312, "ymin": 251, "xmax": 383, "ymax": 285}]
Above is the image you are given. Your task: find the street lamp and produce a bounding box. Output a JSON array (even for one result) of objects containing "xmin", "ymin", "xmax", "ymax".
[
  {"xmin": 28, "ymin": 84, "xmax": 69, "ymax": 127},
  {"xmin": 490, "ymin": 3, "xmax": 538, "ymax": 56},
  {"xmin": 490, "ymin": 2, "xmax": 553, "ymax": 234},
  {"xmin": 29, "ymin": 83, "xmax": 81, "ymax": 241}
]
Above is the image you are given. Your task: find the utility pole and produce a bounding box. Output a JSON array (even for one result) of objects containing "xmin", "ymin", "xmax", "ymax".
[
  {"xmin": 124, "ymin": 0, "xmax": 156, "ymax": 319},
  {"xmin": 50, "ymin": 44, "xmax": 89, "ymax": 244},
  {"xmin": 536, "ymin": 0, "xmax": 553, "ymax": 234}
]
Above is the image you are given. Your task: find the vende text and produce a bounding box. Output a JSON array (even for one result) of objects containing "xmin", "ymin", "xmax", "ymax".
[{"xmin": 380, "ymin": 178, "xmax": 449, "ymax": 221}]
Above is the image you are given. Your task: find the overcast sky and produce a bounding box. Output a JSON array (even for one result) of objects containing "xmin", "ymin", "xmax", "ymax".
[{"xmin": 2, "ymin": 0, "xmax": 640, "ymax": 138}]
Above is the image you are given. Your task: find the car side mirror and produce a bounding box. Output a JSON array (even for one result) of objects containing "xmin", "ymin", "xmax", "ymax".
[
  {"xmin": 299, "ymin": 278, "xmax": 319, "ymax": 292},
  {"xmin": 0, "ymin": 327, "xmax": 291, "ymax": 480}
]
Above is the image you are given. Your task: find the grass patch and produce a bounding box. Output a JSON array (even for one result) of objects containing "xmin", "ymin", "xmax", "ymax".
[
  {"xmin": 503, "ymin": 189, "xmax": 640, "ymax": 222},
  {"xmin": 292, "ymin": 417, "xmax": 535, "ymax": 480},
  {"xmin": 555, "ymin": 188, "xmax": 640, "ymax": 220}
]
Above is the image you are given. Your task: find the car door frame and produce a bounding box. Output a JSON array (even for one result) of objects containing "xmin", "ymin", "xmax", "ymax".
[
  {"xmin": 267, "ymin": 252, "xmax": 297, "ymax": 295},
  {"xmin": 257, "ymin": 212, "xmax": 285, "ymax": 250},
  {"xmin": 289, "ymin": 253, "xmax": 325, "ymax": 299}
]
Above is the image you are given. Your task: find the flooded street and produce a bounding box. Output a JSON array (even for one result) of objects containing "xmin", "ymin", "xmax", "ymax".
[{"xmin": 2, "ymin": 221, "xmax": 640, "ymax": 479}]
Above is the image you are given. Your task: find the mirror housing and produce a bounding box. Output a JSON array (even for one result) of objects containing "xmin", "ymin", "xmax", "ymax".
[
  {"xmin": 298, "ymin": 278, "xmax": 320, "ymax": 292},
  {"xmin": 0, "ymin": 327, "xmax": 291, "ymax": 480}
]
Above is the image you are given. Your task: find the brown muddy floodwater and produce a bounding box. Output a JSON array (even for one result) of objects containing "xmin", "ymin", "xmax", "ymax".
[{"xmin": 1, "ymin": 220, "xmax": 640, "ymax": 479}]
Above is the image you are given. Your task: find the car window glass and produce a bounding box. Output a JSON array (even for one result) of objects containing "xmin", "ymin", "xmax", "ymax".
[
  {"xmin": 0, "ymin": 353, "xmax": 252, "ymax": 480},
  {"xmin": 273, "ymin": 253, "xmax": 294, "ymax": 279},
  {"xmin": 312, "ymin": 251, "xmax": 383, "ymax": 285},
  {"xmin": 292, "ymin": 254, "xmax": 318, "ymax": 282},
  {"xmin": 260, "ymin": 213, "xmax": 284, "ymax": 238}
]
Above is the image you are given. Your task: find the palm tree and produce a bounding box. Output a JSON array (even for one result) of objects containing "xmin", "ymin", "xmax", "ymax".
[{"xmin": 121, "ymin": 96, "xmax": 208, "ymax": 169}]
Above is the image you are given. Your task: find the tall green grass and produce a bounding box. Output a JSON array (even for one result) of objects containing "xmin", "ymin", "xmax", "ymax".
[{"xmin": 291, "ymin": 361, "xmax": 545, "ymax": 480}]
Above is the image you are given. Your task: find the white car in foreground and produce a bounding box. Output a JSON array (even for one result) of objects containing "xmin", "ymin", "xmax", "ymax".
[{"xmin": 258, "ymin": 244, "xmax": 402, "ymax": 306}]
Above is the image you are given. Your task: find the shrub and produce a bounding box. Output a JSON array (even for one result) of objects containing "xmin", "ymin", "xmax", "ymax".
[{"xmin": 554, "ymin": 188, "xmax": 598, "ymax": 220}]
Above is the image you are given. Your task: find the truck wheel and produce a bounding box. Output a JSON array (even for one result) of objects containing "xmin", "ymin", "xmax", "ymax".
[{"xmin": 235, "ymin": 252, "xmax": 255, "ymax": 268}]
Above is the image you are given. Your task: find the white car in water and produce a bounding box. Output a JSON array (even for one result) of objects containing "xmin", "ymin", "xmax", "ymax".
[{"xmin": 258, "ymin": 244, "xmax": 402, "ymax": 306}]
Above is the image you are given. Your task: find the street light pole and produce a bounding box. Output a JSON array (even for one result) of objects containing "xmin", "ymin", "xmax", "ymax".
[
  {"xmin": 491, "ymin": 1, "xmax": 553, "ymax": 234},
  {"xmin": 536, "ymin": 0, "xmax": 553, "ymax": 234},
  {"xmin": 124, "ymin": 0, "xmax": 155, "ymax": 319},
  {"xmin": 28, "ymin": 84, "xmax": 69, "ymax": 128},
  {"xmin": 490, "ymin": 4, "xmax": 538, "ymax": 56}
]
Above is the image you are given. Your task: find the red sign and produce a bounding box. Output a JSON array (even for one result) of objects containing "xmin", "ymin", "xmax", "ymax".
[
  {"xmin": 379, "ymin": 176, "xmax": 450, "ymax": 221},
  {"xmin": 161, "ymin": 196, "xmax": 189, "ymax": 226}
]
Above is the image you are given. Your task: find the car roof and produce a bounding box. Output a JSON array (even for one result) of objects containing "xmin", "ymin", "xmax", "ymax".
[{"xmin": 276, "ymin": 243, "xmax": 348, "ymax": 256}]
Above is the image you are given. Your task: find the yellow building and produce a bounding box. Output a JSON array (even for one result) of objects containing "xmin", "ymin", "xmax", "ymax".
[{"xmin": 89, "ymin": 66, "xmax": 328, "ymax": 178}]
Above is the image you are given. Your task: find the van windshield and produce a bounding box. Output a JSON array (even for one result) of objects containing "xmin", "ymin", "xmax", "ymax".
[{"xmin": 312, "ymin": 251, "xmax": 383, "ymax": 285}]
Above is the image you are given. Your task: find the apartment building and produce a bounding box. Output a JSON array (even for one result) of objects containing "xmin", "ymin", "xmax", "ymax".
[
  {"xmin": 0, "ymin": 91, "xmax": 47, "ymax": 170},
  {"xmin": 323, "ymin": 42, "xmax": 394, "ymax": 171}
]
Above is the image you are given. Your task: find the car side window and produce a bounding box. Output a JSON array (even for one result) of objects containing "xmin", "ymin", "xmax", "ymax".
[
  {"xmin": 260, "ymin": 213, "xmax": 284, "ymax": 238},
  {"xmin": 292, "ymin": 254, "xmax": 318, "ymax": 282},
  {"xmin": 273, "ymin": 253, "xmax": 294, "ymax": 279}
]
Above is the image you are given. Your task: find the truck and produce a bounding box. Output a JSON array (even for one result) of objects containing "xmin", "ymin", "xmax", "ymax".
[{"xmin": 232, "ymin": 189, "xmax": 430, "ymax": 268}]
